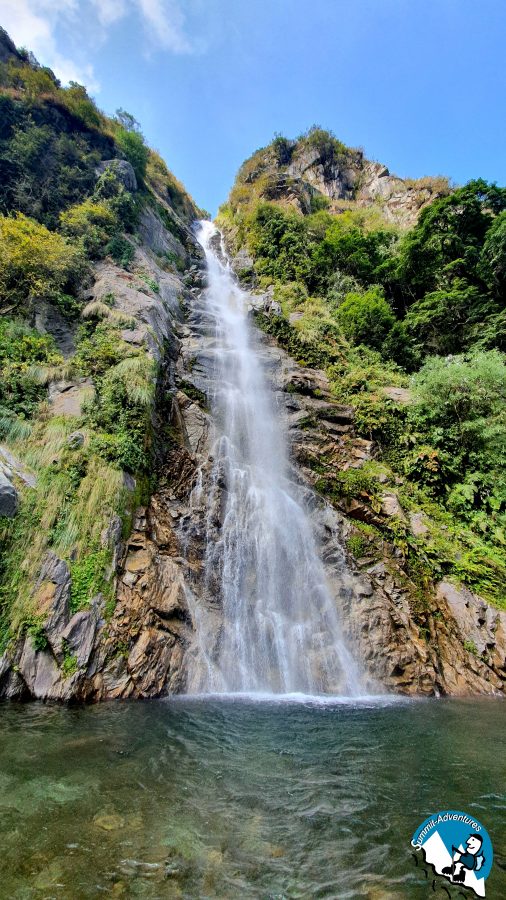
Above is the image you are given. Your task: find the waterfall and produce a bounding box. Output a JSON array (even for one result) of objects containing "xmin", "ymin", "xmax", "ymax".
[{"xmin": 186, "ymin": 220, "xmax": 362, "ymax": 697}]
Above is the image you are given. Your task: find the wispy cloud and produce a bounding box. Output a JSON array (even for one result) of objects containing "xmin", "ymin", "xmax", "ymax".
[
  {"xmin": 90, "ymin": 0, "xmax": 128, "ymax": 27},
  {"xmin": 2, "ymin": 0, "xmax": 99, "ymax": 90},
  {"xmin": 1, "ymin": 0, "xmax": 200, "ymax": 93}
]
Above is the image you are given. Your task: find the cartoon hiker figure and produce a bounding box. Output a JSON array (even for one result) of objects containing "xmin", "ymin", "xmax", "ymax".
[{"xmin": 442, "ymin": 834, "xmax": 485, "ymax": 884}]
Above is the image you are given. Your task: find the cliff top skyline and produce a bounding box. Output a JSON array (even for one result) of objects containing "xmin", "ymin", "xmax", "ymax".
[{"xmin": 2, "ymin": 0, "xmax": 506, "ymax": 215}]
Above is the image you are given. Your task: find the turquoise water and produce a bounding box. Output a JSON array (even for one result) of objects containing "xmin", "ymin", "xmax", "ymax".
[{"xmin": 0, "ymin": 696, "xmax": 504, "ymax": 898}]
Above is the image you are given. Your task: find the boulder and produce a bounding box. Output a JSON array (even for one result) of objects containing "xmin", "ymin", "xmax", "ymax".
[
  {"xmin": 230, "ymin": 247, "xmax": 255, "ymax": 277},
  {"xmin": 409, "ymin": 511, "xmax": 429, "ymax": 537},
  {"xmin": 382, "ymin": 386, "xmax": 412, "ymax": 405},
  {"xmin": 49, "ymin": 379, "xmax": 95, "ymax": 417},
  {"xmin": 0, "ymin": 471, "xmax": 18, "ymax": 517},
  {"xmin": 381, "ymin": 492, "xmax": 407, "ymax": 522},
  {"xmin": 0, "ymin": 445, "xmax": 36, "ymax": 487},
  {"xmin": 67, "ymin": 431, "xmax": 85, "ymax": 449},
  {"xmin": 95, "ymin": 159, "xmax": 137, "ymax": 192}
]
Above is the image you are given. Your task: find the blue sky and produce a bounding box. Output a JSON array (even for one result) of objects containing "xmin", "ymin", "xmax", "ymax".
[{"xmin": 3, "ymin": 0, "xmax": 506, "ymax": 215}]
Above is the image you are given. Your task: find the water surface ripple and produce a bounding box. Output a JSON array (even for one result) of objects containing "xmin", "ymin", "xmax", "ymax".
[{"xmin": 0, "ymin": 697, "xmax": 504, "ymax": 897}]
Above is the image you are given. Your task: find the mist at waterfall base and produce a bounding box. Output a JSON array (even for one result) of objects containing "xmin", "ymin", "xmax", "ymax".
[{"xmin": 186, "ymin": 221, "xmax": 361, "ymax": 698}]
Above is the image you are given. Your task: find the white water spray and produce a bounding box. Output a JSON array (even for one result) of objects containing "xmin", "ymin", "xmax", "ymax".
[{"xmin": 188, "ymin": 221, "xmax": 362, "ymax": 696}]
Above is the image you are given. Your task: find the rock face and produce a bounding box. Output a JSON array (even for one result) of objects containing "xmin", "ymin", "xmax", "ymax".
[
  {"xmin": 1, "ymin": 213, "xmax": 504, "ymax": 701},
  {"xmin": 95, "ymin": 159, "xmax": 138, "ymax": 192},
  {"xmin": 0, "ymin": 470, "xmax": 18, "ymax": 517},
  {"xmin": 230, "ymin": 139, "xmax": 450, "ymax": 229},
  {"xmin": 48, "ymin": 379, "xmax": 95, "ymax": 416},
  {"xmin": 35, "ymin": 301, "xmax": 76, "ymax": 357},
  {"xmin": 0, "ymin": 26, "xmax": 22, "ymax": 63}
]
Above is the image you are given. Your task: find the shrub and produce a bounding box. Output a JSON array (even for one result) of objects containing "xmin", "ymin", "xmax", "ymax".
[
  {"xmin": 105, "ymin": 234, "xmax": 135, "ymax": 268},
  {"xmin": 74, "ymin": 323, "xmax": 128, "ymax": 376},
  {"xmin": 59, "ymin": 82, "xmax": 102, "ymax": 129},
  {"xmin": 0, "ymin": 318, "xmax": 62, "ymax": 418},
  {"xmin": 60, "ymin": 198, "xmax": 118, "ymax": 257},
  {"xmin": 336, "ymin": 287, "xmax": 396, "ymax": 350},
  {"xmin": 93, "ymin": 166, "xmax": 138, "ymax": 231},
  {"xmin": 0, "ymin": 212, "xmax": 87, "ymax": 312},
  {"xmin": 114, "ymin": 126, "xmax": 148, "ymax": 181},
  {"xmin": 69, "ymin": 548, "xmax": 111, "ymax": 612}
]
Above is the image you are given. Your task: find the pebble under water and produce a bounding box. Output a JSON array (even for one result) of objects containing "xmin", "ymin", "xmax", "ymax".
[{"xmin": 0, "ymin": 697, "xmax": 505, "ymax": 898}]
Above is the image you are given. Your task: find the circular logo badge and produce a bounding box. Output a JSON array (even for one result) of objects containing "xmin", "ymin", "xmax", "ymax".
[{"xmin": 412, "ymin": 810, "xmax": 493, "ymax": 897}]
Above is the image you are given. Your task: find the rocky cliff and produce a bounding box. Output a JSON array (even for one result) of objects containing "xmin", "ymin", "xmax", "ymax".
[
  {"xmin": 222, "ymin": 128, "xmax": 451, "ymax": 229},
  {"xmin": 2, "ymin": 242, "xmax": 504, "ymax": 701},
  {"xmin": 0, "ymin": 32, "xmax": 504, "ymax": 701}
]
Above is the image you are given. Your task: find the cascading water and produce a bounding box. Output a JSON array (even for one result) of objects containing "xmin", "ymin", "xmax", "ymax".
[{"xmin": 187, "ymin": 220, "xmax": 362, "ymax": 696}]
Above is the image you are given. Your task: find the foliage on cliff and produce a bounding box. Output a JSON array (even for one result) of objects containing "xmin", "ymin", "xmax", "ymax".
[
  {"xmin": 0, "ymin": 30, "xmax": 200, "ymax": 652},
  {"xmin": 219, "ymin": 131, "xmax": 506, "ymax": 608}
]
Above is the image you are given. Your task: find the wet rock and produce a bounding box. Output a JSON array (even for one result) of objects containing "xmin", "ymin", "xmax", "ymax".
[
  {"xmin": 124, "ymin": 548, "xmax": 152, "ymax": 573},
  {"xmin": 93, "ymin": 812, "xmax": 125, "ymax": 831},
  {"xmin": 0, "ymin": 471, "xmax": 18, "ymax": 517},
  {"xmin": 127, "ymin": 628, "xmax": 176, "ymax": 696},
  {"xmin": 176, "ymin": 391, "xmax": 209, "ymax": 455}
]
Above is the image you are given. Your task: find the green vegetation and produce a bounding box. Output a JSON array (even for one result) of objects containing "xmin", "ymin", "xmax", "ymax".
[
  {"xmin": 219, "ymin": 131, "xmax": 506, "ymax": 608},
  {"xmin": 0, "ymin": 318, "xmax": 62, "ymax": 418},
  {"xmin": 0, "ymin": 39, "xmax": 199, "ymax": 651}
]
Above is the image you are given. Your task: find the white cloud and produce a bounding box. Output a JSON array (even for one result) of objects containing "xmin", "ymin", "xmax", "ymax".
[
  {"xmin": 90, "ymin": 0, "xmax": 128, "ymax": 27},
  {"xmin": 1, "ymin": 0, "xmax": 199, "ymax": 93},
  {"xmin": 135, "ymin": 0, "xmax": 193, "ymax": 53},
  {"xmin": 1, "ymin": 0, "xmax": 100, "ymax": 90}
]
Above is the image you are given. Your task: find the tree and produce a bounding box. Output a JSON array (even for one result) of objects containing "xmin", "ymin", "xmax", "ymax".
[
  {"xmin": 336, "ymin": 287, "xmax": 396, "ymax": 350},
  {"xmin": 480, "ymin": 210, "xmax": 506, "ymax": 297},
  {"xmin": 310, "ymin": 215, "xmax": 394, "ymax": 289},
  {"xmin": 396, "ymin": 179, "xmax": 506, "ymax": 302}
]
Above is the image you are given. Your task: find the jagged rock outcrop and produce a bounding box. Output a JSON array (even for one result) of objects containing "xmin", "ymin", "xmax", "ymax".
[{"xmin": 228, "ymin": 136, "xmax": 450, "ymax": 229}]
